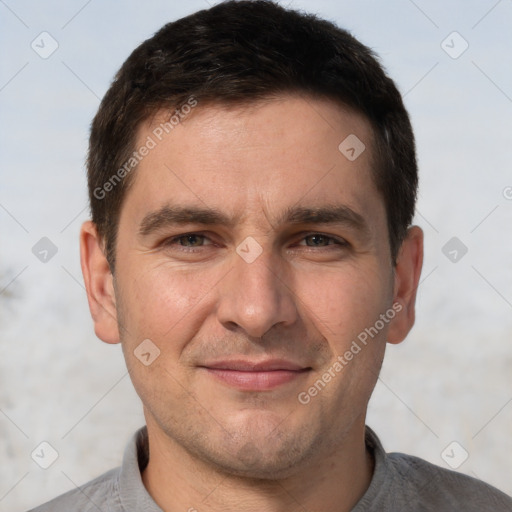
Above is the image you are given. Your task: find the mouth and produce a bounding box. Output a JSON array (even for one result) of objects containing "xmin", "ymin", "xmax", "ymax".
[{"xmin": 198, "ymin": 359, "xmax": 312, "ymax": 391}]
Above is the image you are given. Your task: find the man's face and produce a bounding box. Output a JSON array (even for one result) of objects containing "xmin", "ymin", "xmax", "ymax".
[{"xmin": 108, "ymin": 96, "xmax": 400, "ymax": 477}]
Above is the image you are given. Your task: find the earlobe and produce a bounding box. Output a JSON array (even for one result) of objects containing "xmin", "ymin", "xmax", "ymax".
[
  {"xmin": 80, "ymin": 221, "xmax": 120, "ymax": 344},
  {"xmin": 387, "ymin": 226, "xmax": 424, "ymax": 345}
]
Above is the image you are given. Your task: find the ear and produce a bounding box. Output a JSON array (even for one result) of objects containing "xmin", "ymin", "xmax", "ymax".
[
  {"xmin": 387, "ymin": 226, "xmax": 424, "ymax": 345},
  {"xmin": 80, "ymin": 220, "xmax": 120, "ymax": 344}
]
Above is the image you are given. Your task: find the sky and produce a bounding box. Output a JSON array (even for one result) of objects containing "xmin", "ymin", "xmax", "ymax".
[{"xmin": 1, "ymin": 0, "xmax": 511, "ymax": 510}]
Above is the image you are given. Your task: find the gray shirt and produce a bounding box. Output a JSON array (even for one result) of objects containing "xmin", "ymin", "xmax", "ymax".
[{"xmin": 29, "ymin": 426, "xmax": 512, "ymax": 511}]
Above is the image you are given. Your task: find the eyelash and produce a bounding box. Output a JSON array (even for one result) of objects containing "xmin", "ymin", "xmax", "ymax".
[{"xmin": 161, "ymin": 232, "xmax": 348, "ymax": 252}]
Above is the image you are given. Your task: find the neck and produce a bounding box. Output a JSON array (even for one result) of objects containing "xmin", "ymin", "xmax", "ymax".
[{"xmin": 141, "ymin": 417, "xmax": 374, "ymax": 512}]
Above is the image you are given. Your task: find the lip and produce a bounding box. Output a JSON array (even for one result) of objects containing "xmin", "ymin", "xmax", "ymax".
[
  {"xmin": 199, "ymin": 359, "xmax": 311, "ymax": 391},
  {"xmin": 202, "ymin": 359, "xmax": 307, "ymax": 371}
]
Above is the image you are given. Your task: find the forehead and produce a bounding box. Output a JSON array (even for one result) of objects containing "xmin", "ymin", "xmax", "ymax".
[{"xmin": 122, "ymin": 95, "xmax": 384, "ymax": 234}]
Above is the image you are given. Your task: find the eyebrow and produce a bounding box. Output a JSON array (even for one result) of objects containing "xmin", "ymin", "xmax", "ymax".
[{"xmin": 138, "ymin": 203, "xmax": 370, "ymax": 238}]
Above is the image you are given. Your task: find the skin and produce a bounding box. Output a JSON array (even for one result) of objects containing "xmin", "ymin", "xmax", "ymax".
[{"xmin": 80, "ymin": 95, "xmax": 423, "ymax": 512}]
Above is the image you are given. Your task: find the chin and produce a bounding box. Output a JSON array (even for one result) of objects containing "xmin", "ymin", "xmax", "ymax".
[
  {"xmin": 193, "ymin": 417, "xmax": 322, "ymax": 480},
  {"xmin": 149, "ymin": 395, "xmax": 331, "ymax": 480},
  {"xmin": 207, "ymin": 443, "xmax": 312, "ymax": 481}
]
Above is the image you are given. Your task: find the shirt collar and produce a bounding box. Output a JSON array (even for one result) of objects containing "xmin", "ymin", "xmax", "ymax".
[{"xmin": 118, "ymin": 426, "xmax": 162, "ymax": 511}]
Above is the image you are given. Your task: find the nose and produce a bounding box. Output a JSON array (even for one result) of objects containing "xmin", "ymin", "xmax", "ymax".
[{"xmin": 216, "ymin": 247, "xmax": 298, "ymax": 339}]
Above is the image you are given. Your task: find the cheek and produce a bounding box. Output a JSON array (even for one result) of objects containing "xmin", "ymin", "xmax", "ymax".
[
  {"xmin": 296, "ymin": 262, "xmax": 391, "ymax": 343},
  {"xmin": 117, "ymin": 260, "xmax": 222, "ymax": 348}
]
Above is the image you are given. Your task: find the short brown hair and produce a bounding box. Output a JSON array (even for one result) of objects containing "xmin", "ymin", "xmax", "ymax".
[{"xmin": 87, "ymin": 0, "xmax": 418, "ymax": 270}]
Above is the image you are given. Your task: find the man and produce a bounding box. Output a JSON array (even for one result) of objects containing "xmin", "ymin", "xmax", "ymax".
[{"xmin": 30, "ymin": 1, "xmax": 512, "ymax": 511}]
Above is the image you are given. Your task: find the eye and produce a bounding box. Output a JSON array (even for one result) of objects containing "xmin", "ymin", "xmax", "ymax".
[
  {"xmin": 298, "ymin": 233, "xmax": 346, "ymax": 248},
  {"xmin": 174, "ymin": 234, "xmax": 208, "ymax": 247},
  {"xmin": 162, "ymin": 233, "xmax": 213, "ymax": 249}
]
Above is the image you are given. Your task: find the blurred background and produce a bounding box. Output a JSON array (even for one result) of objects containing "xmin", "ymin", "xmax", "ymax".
[{"xmin": 1, "ymin": 0, "xmax": 511, "ymax": 509}]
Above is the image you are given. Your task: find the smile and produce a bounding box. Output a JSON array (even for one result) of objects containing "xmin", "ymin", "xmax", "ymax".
[{"xmin": 199, "ymin": 359, "xmax": 312, "ymax": 391}]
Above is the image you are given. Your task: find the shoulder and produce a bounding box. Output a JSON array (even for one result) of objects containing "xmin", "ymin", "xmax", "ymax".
[
  {"xmin": 387, "ymin": 451, "xmax": 512, "ymax": 511},
  {"xmin": 357, "ymin": 427, "xmax": 512, "ymax": 512},
  {"xmin": 27, "ymin": 466, "xmax": 121, "ymax": 512}
]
